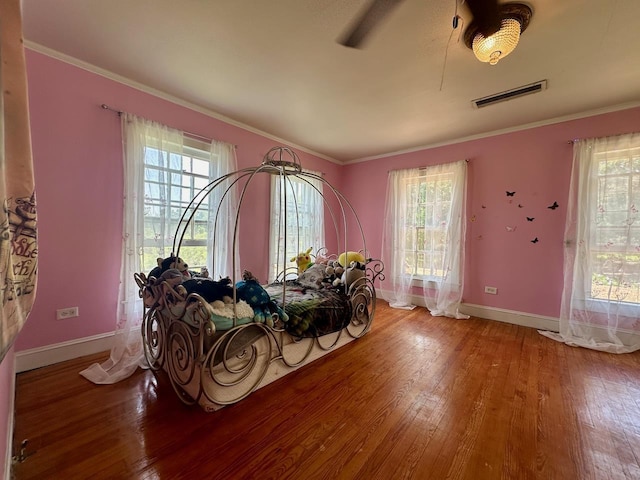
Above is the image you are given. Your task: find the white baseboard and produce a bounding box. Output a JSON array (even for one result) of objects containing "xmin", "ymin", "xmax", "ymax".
[
  {"xmin": 378, "ymin": 289, "xmax": 560, "ymax": 332},
  {"xmin": 459, "ymin": 303, "xmax": 560, "ymax": 332},
  {"xmin": 15, "ymin": 332, "xmax": 114, "ymax": 374}
]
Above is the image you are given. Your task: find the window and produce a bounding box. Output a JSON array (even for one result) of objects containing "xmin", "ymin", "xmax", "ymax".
[
  {"xmin": 142, "ymin": 138, "xmax": 213, "ymax": 273},
  {"xmin": 401, "ymin": 170, "xmax": 454, "ymax": 280},
  {"xmin": 269, "ymin": 172, "xmax": 324, "ymax": 281},
  {"xmin": 382, "ymin": 160, "xmax": 467, "ymax": 316},
  {"xmin": 545, "ymin": 133, "xmax": 639, "ymax": 352},
  {"xmin": 590, "ymin": 144, "xmax": 640, "ymax": 304}
]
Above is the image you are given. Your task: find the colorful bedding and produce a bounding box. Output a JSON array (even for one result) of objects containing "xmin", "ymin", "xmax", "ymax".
[{"xmin": 264, "ymin": 281, "xmax": 352, "ymax": 338}]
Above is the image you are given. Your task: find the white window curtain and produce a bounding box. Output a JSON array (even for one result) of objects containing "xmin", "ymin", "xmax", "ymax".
[
  {"xmin": 81, "ymin": 114, "xmax": 237, "ymax": 384},
  {"xmin": 381, "ymin": 160, "xmax": 469, "ymax": 319},
  {"xmin": 540, "ymin": 133, "xmax": 640, "ymax": 353},
  {"xmin": 209, "ymin": 140, "xmax": 240, "ymax": 280},
  {"xmin": 269, "ymin": 171, "xmax": 324, "ymax": 282}
]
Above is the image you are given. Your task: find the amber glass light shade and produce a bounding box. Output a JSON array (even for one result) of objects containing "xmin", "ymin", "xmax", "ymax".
[{"xmin": 472, "ymin": 18, "xmax": 522, "ymax": 65}]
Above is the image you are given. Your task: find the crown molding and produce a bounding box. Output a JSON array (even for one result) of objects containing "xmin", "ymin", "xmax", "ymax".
[
  {"xmin": 25, "ymin": 41, "xmax": 341, "ymax": 165},
  {"xmin": 344, "ymin": 100, "xmax": 640, "ymax": 165},
  {"xmin": 25, "ymin": 41, "xmax": 640, "ymax": 167}
]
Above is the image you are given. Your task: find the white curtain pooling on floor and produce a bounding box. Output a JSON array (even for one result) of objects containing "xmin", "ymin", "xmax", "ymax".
[
  {"xmin": 382, "ymin": 160, "xmax": 468, "ymax": 319},
  {"xmin": 540, "ymin": 133, "xmax": 640, "ymax": 353},
  {"xmin": 80, "ymin": 114, "xmax": 237, "ymax": 383}
]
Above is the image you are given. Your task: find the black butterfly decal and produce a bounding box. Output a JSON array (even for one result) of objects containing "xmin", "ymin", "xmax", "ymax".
[
  {"xmin": 531, "ymin": 237, "xmax": 539, "ymax": 243},
  {"xmin": 506, "ymin": 191, "xmax": 516, "ymax": 197},
  {"xmin": 518, "ymin": 204, "xmax": 524, "ymax": 208},
  {"xmin": 481, "ymin": 205, "xmax": 486, "ymax": 209},
  {"xmin": 548, "ymin": 201, "xmax": 559, "ymax": 210},
  {"xmin": 527, "ymin": 217, "xmax": 535, "ymax": 222}
]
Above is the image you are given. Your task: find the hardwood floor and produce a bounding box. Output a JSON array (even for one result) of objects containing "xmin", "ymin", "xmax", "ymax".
[{"xmin": 11, "ymin": 301, "xmax": 640, "ymax": 479}]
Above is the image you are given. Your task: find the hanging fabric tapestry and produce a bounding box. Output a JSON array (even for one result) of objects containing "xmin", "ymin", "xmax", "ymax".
[{"xmin": 0, "ymin": 0, "xmax": 38, "ymax": 363}]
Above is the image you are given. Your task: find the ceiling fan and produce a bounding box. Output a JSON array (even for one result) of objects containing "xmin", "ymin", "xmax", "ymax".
[{"xmin": 338, "ymin": 0, "xmax": 532, "ymax": 65}]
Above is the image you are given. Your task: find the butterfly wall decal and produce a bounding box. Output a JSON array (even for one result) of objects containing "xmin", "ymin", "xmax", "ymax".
[
  {"xmin": 506, "ymin": 226, "xmax": 516, "ymax": 232},
  {"xmin": 518, "ymin": 204, "xmax": 524, "ymax": 208},
  {"xmin": 531, "ymin": 237, "xmax": 539, "ymax": 243},
  {"xmin": 527, "ymin": 217, "xmax": 534, "ymax": 222},
  {"xmin": 506, "ymin": 191, "xmax": 516, "ymax": 197},
  {"xmin": 548, "ymin": 201, "xmax": 559, "ymax": 210}
]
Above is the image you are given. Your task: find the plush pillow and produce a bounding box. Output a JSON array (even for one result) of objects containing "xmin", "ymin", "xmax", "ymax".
[{"xmin": 297, "ymin": 263, "xmax": 325, "ymax": 289}]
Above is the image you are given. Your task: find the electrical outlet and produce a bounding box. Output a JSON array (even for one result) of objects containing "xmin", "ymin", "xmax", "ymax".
[
  {"xmin": 56, "ymin": 307, "xmax": 79, "ymax": 320},
  {"xmin": 484, "ymin": 286, "xmax": 498, "ymax": 295}
]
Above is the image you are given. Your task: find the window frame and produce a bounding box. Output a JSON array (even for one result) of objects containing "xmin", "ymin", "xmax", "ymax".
[
  {"xmin": 399, "ymin": 169, "xmax": 457, "ymax": 284},
  {"xmin": 141, "ymin": 137, "xmax": 214, "ymax": 272},
  {"xmin": 588, "ymin": 146, "xmax": 640, "ymax": 306}
]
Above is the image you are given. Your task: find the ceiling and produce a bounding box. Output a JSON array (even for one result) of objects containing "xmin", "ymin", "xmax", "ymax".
[{"xmin": 22, "ymin": 0, "xmax": 640, "ymax": 163}]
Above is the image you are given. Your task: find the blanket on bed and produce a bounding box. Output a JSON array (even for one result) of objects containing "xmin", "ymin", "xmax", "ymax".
[{"xmin": 264, "ymin": 281, "xmax": 352, "ymax": 338}]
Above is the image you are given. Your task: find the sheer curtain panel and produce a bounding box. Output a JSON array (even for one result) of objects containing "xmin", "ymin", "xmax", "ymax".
[
  {"xmin": 381, "ymin": 160, "xmax": 468, "ymax": 319},
  {"xmin": 209, "ymin": 140, "xmax": 239, "ymax": 280},
  {"xmin": 81, "ymin": 115, "xmax": 238, "ymax": 383},
  {"xmin": 269, "ymin": 171, "xmax": 325, "ymax": 282},
  {"xmin": 540, "ymin": 133, "xmax": 640, "ymax": 353},
  {"xmin": 80, "ymin": 114, "xmax": 184, "ymax": 383}
]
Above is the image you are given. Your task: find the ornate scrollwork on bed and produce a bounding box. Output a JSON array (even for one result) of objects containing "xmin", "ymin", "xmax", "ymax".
[{"xmin": 135, "ymin": 147, "xmax": 384, "ymax": 411}]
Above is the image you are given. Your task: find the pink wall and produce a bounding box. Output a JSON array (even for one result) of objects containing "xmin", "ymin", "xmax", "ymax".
[
  {"xmin": 16, "ymin": 49, "xmax": 640, "ymax": 351},
  {"xmin": 16, "ymin": 50, "xmax": 341, "ymax": 351},
  {"xmin": 1, "ymin": 349, "xmax": 15, "ymax": 479},
  {"xmin": 344, "ymin": 106, "xmax": 640, "ymax": 318}
]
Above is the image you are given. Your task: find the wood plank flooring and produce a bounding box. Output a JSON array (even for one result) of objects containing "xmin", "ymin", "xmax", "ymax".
[{"xmin": 11, "ymin": 301, "xmax": 640, "ymax": 479}]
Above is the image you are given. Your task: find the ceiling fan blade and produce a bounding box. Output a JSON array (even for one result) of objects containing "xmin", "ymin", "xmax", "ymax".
[
  {"xmin": 464, "ymin": 0, "xmax": 501, "ymax": 37},
  {"xmin": 338, "ymin": 0, "xmax": 405, "ymax": 49}
]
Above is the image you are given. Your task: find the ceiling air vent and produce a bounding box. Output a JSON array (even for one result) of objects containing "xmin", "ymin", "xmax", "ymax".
[{"xmin": 472, "ymin": 80, "xmax": 547, "ymax": 109}]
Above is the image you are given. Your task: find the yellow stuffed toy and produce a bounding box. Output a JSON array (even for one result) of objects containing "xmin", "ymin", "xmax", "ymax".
[
  {"xmin": 337, "ymin": 251, "xmax": 366, "ymax": 268},
  {"xmin": 291, "ymin": 247, "xmax": 314, "ymax": 273}
]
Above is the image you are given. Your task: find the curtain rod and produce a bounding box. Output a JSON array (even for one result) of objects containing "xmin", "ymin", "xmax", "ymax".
[
  {"xmin": 387, "ymin": 158, "xmax": 469, "ymax": 173},
  {"xmin": 100, "ymin": 104, "xmax": 237, "ymax": 148}
]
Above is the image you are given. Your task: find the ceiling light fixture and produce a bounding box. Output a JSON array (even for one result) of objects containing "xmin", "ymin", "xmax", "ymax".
[{"xmin": 463, "ymin": 3, "xmax": 533, "ymax": 65}]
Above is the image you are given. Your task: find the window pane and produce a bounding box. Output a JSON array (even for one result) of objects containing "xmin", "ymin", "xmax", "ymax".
[
  {"xmin": 194, "ymin": 177, "xmax": 208, "ymax": 190},
  {"xmin": 591, "ymin": 151, "xmax": 640, "ymax": 304},
  {"xmin": 404, "ymin": 251, "xmax": 416, "ymax": 275},
  {"xmin": 602, "ymin": 157, "xmax": 630, "ymax": 175},
  {"xmin": 398, "ymin": 171, "xmax": 457, "ymax": 280},
  {"xmin": 143, "ymin": 141, "xmax": 213, "ymax": 268},
  {"xmin": 169, "ymin": 152, "xmax": 181, "ymax": 170},
  {"xmin": 193, "ymin": 158, "xmax": 210, "ymax": 176},
  {"xmin": 178, "ymin": 246, "xmax": 207, "ymax": 269}
]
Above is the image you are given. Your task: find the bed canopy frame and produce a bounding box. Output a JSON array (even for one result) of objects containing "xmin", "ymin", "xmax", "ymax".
[{"xmin": 135, "ymin": 146, "xmax": 384, "ymax": 410}]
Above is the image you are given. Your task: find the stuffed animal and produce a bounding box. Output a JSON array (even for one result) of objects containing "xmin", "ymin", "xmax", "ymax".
[
  {"xmin": 141, "ymin": 268, "xmax": 187, "ymax": 307},
  {"xmin": 337, "ymin": 251, "xmax": 366, "ymax": 269},
  {"xmin": 148, "ymin": 254, "xmax": 191, "ymax": 280},
  {"xmin": 194, "ymin": 266, "xmax": 210, "ymax": 279},
  {"xmin": 235, "ymin": 270, "xmax": 288, "ymax": 327},
  {"xmin": 291, "ymin": 247, "xmax": 314, "ymax": 274},
  {"xmin": 321, "ymin": 260, "xmax": 343, "ymax": 287},
  {"xmin": 153, "ymin": 268, "xmax": 187, "ymax": 295},
  {"xmin": 183, "ymin": 277, "xmax": 234, "ymax": 303},
  {"xmin": 332, "ymin": 261, "xmax": 366, "ymax": 288}
]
